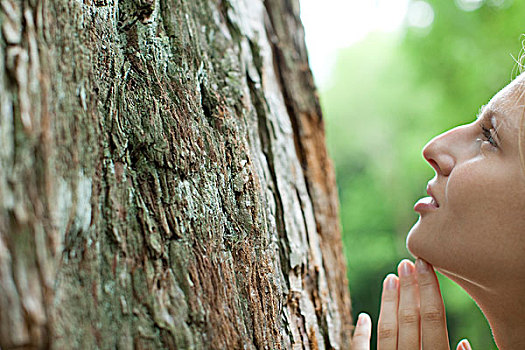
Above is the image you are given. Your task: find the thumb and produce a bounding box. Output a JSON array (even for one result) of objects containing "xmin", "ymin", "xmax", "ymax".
[
  {"xmin": 351, "ymin": 313, "xmax": 371, "ymax": 350},
  {"xmin": 456, "ymin": 338, "xmax": 472, "ymax": 350}
]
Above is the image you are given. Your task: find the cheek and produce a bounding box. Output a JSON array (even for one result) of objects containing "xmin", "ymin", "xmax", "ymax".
[
  {"xmin": 446, "ymin": 162, "xmax": 514, "ymax": 221},
  {"xmin": 448, "ymin": 165, "xmax": 525, "ymax": 225}
]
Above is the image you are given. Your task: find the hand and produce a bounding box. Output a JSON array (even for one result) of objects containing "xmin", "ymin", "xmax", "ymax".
[{"xmin": 350, "ymin": 259, "xmax": 473, "ymax": 350}]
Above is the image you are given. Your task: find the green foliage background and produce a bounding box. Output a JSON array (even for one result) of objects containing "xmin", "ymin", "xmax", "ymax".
[{"xmin": 319, "ymin": 1, "xmax": 524, "ymax": 348}]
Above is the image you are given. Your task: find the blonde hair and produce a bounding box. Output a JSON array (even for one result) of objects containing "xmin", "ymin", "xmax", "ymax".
[
  {"xmin": 512, "ymin": 38, "xmax": 525, "ymax": 176},
  {"xmin": 516, "ymin": 82, "xmax": 525, "ymax": 177}
]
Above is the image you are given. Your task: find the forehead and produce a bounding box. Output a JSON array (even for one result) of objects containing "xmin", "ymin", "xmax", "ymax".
[
  {"xmin": 488, "ymin": 73, "xmax": 525, "ymax": 113},
  {"xmin": 485, "ymin": 73, "xmax": 525, "ymax": 133}
]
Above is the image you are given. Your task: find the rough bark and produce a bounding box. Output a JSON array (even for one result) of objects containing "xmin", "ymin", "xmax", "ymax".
[{"xmin": 0, "ymin": 0, "xmax": 352, "ymax": 348}]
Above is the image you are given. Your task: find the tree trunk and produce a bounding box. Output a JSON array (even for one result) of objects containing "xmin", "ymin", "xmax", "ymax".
[{"xmin": 0, "ymin": 0, "xmax": 352, "ymax": 348}]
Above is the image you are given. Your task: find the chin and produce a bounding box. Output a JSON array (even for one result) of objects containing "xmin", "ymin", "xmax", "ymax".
[
  {"xmin": 405, "ymin": 219, "xmax": 422, "ymax": 259},
  {"xmin": 405, "ymin": 220, "xmax": 439, "ymax": 266},
  {"xmin": 406, "ymin": 223, "xmax": 457, "ymax": 276}
]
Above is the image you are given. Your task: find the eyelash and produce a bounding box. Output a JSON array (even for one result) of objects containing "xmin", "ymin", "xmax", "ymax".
[{"xmin": 480, "ymin": 123, "xmax": 497, "ymax": 147}]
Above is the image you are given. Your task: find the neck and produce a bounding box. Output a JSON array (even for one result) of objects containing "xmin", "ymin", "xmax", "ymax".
[{"xmin": 440, "ymin": 271, "xmax": 525, "ymax": 349}]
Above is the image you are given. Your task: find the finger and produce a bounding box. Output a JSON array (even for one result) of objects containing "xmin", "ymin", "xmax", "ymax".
[
  {"xmin": 377, "ymin": 274, "xmax": 398, "ymax": 350},
  {"xmin": 416, "ymin": 258, "xmax": 450, "ymax": 350},
  {"xmin": 397, "ymin": 260, "xmax": 420, "ymax": 350},
  {"xmin": 456, "ymin": 339, "xmax": 472, "ymax": 350},
  {"xmin": 352, "ymin": 313, "xmax": 372, "ymax": 350}
]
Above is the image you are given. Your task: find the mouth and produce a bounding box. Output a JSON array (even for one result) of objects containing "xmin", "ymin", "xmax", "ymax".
[
  {"xmin": 426, "ymin": 184, "xmax": 440, "ymax": 208},
  {"xmin": 413, "ymin": 184, "xmax": 440, "ymax": 213}
]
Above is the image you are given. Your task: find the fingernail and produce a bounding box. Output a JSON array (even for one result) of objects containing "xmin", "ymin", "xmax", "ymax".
[
  {"xmin": 459, "ymin": 339, "xmax": 472, "ymax": 350},
  {"xmin": 357, "ymin": 313, "xmax": 370, "ymax": 328},
  {"xmin": 399, "ymin": 260, "xmax": 413, "ymax": 277},
  {"xmin": 357, "ymin": 313, "xmax": 365, "ymax": 326},
  {"xmin": 416, "ymin": 258, "xmax": 429, "ymax": 274},
  {"xmin": 385, "ymin": 274, "xmax": 397, "ymax": 290}
]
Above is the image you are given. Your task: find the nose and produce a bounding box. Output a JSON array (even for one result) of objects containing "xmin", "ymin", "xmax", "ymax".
[{"xmin": 422, "ymin": 129, "xmax": 457, "ymax": 177}]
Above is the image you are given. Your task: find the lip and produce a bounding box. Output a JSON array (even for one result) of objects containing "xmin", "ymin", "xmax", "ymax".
[
  {"xmin": 426, "ymin": 184, "xmax": 440, "ymax": 207},
  {"xmin": 413, "ymin": 184, "xmax": 439, "ymax": 213}
]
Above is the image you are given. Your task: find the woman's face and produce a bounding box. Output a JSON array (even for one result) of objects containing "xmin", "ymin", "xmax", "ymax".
[{"xmin": 407, "ymin": 72, "xmax": 525, "ymax": 287}]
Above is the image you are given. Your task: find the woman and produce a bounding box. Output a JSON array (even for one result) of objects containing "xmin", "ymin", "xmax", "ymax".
[{"xmin": 351, "ymin": 72, "xmax": 525, "ymax": 349}]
